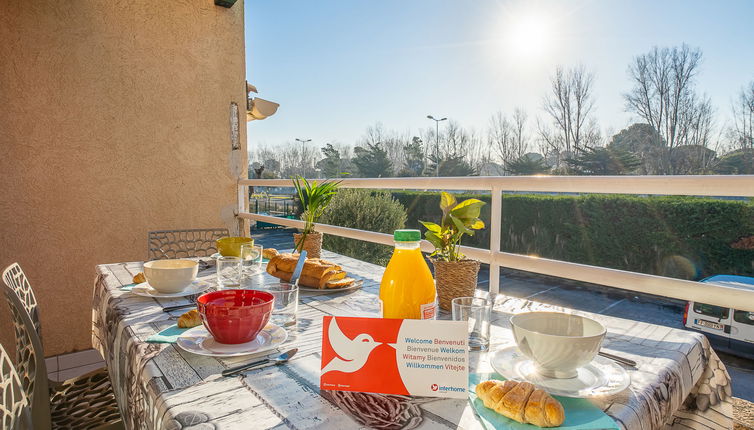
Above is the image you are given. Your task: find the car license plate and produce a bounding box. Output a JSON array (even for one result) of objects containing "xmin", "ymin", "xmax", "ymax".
[{"xmin": 695, "ymin": 319, "xmax": 724, "ymax": 330}]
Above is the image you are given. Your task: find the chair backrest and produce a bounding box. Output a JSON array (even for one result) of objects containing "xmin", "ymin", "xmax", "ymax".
[
  {"xmin": 148, "ymin": 228, "xmax": 229, "ymax": 260},
  {"xmin": 1, "ymin": 265, "xmax": 51, "ymax": 430},
  {"xmin": 1, "ymin": 342, "xmax": 32, "ymax": 430},
  {"xmin": 2, "ymin": 263, "xmax": 41, "ymax": 335}
]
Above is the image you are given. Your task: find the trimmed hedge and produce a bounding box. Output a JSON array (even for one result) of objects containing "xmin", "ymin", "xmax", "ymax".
[
  {"xmin": 389, "ymin": 191, "xmax": 754, "ymax": 279},
  {"xmin": 320, "ymin": 189, "xmax": 407, "ymax": 266}
]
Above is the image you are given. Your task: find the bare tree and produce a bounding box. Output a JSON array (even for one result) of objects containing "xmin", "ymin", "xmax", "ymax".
[
  {"xmin": 541, "ymin": 65, "xmax": 599, "ymax": 158},
  {"xmin": 624, "ymin": 44, "xmax": 715, "ymax": 173},
  {"xmin": 730, "ymin": 80, "xmax": 754, "ymax": 151},
  {"xmin": 487, "ymin": 109, "xmax": 529, "ymax": 166},
  {"xmin": 512, "ymin": 108, "xmax": 529, "ymax": 157},
  {"xmin": 360, "ymin": 123, "xmax": 413, "ymax": 171}
]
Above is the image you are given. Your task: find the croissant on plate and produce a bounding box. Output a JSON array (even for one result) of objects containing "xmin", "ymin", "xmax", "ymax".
[
  {"xmin": 475, "ymin": 380, "xmax": 565, "ymax": 428},
  {"xmin": 133, "ymin": 272, "xmax": 146, "ymax": 284},
  {"xmin": 177, "ymin": 309, "xmax": 202, "ymax": 328}
]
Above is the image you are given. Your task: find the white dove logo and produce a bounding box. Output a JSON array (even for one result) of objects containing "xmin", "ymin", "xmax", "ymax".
[{"xmin": 322, "ymin": 318, "xmax": 382, "ymax": 375}]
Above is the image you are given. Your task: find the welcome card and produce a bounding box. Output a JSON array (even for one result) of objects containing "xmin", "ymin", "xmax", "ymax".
[{"xmin": 320, "ymin": 316, "xmax": 469, "ymax": 399}]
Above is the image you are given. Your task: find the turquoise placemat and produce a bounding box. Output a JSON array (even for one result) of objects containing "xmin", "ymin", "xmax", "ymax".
[
  {"xmin": 147, "ymin": 325, "xmax": 190, "ymax": 343},
  {"xmin": 469, "ymin": 373, "xmax": 619, "ymax": 430}
]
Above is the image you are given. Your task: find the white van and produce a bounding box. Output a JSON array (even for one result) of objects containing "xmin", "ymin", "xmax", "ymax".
[{"xmin": 684, "ymin": 275, "xmax": 754, "ymax": 360}]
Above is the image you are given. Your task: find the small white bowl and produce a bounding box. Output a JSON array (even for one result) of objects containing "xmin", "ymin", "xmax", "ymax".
[
  {"xmin": 510, "ymin": 312, "xmax": 606, "ymax": 379},
  {"xmin": 143, "ymin": 259, "xmax": 198, "ymax": 293}
]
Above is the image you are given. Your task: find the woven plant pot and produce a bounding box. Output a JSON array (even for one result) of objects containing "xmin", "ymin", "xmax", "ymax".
[
  {"xmin": 293, "ymin": 231, "xmax": 323, "ymax": 259},
  {"xmin": 431, "ymin": 258, "xmax": 481, "ymax": 311}
]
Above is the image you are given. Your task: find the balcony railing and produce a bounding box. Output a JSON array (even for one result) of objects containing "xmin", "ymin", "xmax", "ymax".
[{"xmin": 238, "ymin": 175, "xmax": 754, "ymax": 312}]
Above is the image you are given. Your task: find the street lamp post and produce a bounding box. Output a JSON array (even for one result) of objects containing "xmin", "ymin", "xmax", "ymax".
[
  {"xmin": 295, "ymin": 138, "xmax": 312, "ymax": 175},
  {"xmin": 426, "ymin": 115, "xmax": 447, "ymax": 176}
]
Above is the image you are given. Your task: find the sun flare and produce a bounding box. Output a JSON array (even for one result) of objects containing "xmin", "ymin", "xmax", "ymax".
[{"xmin": 506, "ymin": 13, "xmax": 551, "ymax": 58}]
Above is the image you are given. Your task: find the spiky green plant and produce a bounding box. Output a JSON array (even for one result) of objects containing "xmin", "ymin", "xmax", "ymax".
[
  {"xmin": 292, "ymin": 176, "xmax": 340, "ymax": 252},
  {"xmin": 420, "ymin": 191, "xmax": 486, "ymax": 262}
]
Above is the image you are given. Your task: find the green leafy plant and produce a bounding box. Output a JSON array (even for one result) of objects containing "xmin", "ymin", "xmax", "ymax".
[
  {"xmin": 420, "ymin": 192, "xmax": 486, "ymax": 262},
  {"xmin": 292, "ymin": 176, "xmax": 340, "ymax": 251}
]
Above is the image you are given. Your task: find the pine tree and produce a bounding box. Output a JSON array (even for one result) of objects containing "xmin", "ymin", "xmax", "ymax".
[{"xmin": 352, "ymin": 142, "xmax": 394, "ymax": 177}]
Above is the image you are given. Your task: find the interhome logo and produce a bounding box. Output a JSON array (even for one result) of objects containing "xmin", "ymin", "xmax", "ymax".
[{"xmin": 430, "ymin": 384, "xmax": 465, "ymax": 393}]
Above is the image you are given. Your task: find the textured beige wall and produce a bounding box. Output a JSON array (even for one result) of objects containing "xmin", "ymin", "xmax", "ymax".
[{"xmin": 0, "ymin": 1, "xmax": 247, "ymax": 356}]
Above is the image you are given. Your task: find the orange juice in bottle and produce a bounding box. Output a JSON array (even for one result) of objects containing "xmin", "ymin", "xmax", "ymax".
[{"xmin": 380, "ymin": 229, "xmax": 437, "ymax": 319}]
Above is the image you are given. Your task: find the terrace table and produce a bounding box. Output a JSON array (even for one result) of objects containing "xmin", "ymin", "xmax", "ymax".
[{"xmin": 92, "ymin": 251, "xmax": 734, "ymax": 430}]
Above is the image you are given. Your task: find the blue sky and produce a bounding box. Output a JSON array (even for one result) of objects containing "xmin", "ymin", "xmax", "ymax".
[{"xmin": 244, "ymin": 0, "xmax": 754, "ymax": 150}]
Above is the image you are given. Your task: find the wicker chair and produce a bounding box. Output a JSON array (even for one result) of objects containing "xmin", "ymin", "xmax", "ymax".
[
  {"xmin": 1, "ymin": 342, "xmax": 32, "ymax": 430},
  {"xmin": 147, "ymin": 228, "xmax": 229, "ymax": 260},
  {"xmin": 1, "ymin": 263, "xmax": 122, "ymax": 430}
]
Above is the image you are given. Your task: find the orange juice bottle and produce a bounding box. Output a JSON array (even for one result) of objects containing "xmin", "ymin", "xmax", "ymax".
[{"xmin": 380, "ymin": 230, "xmax": 437, "ymax": 319}]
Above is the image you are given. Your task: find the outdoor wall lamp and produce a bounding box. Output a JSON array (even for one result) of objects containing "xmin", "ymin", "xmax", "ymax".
[
  {"xmin": 246, "ymin": 82, "xmax": 280, "ymax": 121},
  {"xmin": 215, "ymin": 0, "xmax": 238, "ymax": 8}
]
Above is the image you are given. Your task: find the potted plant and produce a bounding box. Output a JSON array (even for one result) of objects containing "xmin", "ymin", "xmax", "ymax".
[
  {"xmin": 420, "ymin": 192, "xmax": 486, "ymax": 310},
  {"xmin": 292, "ymin": 176, "xmax": 340, "ymax": 258}
]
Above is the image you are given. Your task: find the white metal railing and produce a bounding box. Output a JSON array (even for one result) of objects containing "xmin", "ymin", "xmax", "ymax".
[{"xmin": 238, "ymin": 175, "xmax": 754, "ymax": 312}]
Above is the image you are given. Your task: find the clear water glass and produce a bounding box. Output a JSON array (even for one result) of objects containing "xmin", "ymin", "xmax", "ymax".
[
  {"xmin": 263, "ymin": 282, "xmax": 299, "ymax": 327},
  {"xmin": 240, "ymin": 243, "xmax": 263, "ymax": 277},
  {"xmin": 216, "ymin": 256, "xmax": 242, "ymax": 289},
  {"xmin": 452, "ymin": 297, "xmax": 491, "ymax": 351}
]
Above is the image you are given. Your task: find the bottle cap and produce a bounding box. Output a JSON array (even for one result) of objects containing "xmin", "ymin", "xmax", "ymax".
[{"xmin": 394, "ymin": 229, "xmax": 421, "ymax": 242}]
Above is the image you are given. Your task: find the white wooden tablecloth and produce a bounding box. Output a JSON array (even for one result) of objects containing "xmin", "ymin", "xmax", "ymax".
[{"xmin": 92, "ymin": 251, "xmax": 733, "ymax": 430}]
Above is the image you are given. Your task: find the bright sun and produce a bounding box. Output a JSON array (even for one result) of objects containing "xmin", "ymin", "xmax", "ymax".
[{"xmin": 504, "ymin": 13, "xmax": 552, "ymax": 59}]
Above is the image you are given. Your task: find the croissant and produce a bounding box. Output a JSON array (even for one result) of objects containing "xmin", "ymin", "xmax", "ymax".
[
  {"xmin": 133, "ymin": 272, "xmax": 146, "ymax": 284},
  {"xmin": 475, "ymin": 380, "xmax": 565, "ymax": 427},
  {"xmin": 177, "ymin": 309, "xmax": 202, "ymax": 328}
]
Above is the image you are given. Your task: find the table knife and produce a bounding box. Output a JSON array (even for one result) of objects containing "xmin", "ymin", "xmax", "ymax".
[
  {"xmin": 598, "ymin": 351, "xmax": 637, "ymax": 367},
  {"xmin": 289, "ymin": 250, "xmax": 307, "ymax": 286},
  {"xmin": 162, "ymin": 303, "xmax": 196, "ymax": 313},
  {"xmin": 222, "ymin": 348, "xmax": 298, "ymax": 377}
]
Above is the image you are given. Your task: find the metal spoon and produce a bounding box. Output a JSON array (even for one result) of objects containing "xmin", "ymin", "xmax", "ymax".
[{"xmin": 222, "ymin": 348, "xmax": 299, "ymax": 377}]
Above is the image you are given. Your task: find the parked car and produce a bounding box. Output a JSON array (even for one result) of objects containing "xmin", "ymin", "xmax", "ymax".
[{"xmin": 684, "ymin": 275, "xmax": 754, "ymax": 360}]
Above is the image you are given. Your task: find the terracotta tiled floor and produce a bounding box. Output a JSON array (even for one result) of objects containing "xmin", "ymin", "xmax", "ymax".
[{"xmin": 46, "ymin": 348, "xmax": 104, "ymax": 381}]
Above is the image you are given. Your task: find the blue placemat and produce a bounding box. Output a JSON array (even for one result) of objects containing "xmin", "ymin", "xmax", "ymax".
[
  {"xmin": 146, "ymin": 325, "xmax": 190, "ymax": 343},
  {"xmin": 469, "ymin": 373, "xmax": 619, "ymax": 430}
]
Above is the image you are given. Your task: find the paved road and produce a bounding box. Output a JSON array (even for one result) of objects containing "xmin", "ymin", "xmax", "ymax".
[{"xmin": 253, "ymin": 228, "xmax": 754, "ymax": 401}]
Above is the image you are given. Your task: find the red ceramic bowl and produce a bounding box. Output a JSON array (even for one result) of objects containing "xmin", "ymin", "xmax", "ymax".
[{"xmin": 196, "ymin": 289, "xmax": 274, "ymax": 344}]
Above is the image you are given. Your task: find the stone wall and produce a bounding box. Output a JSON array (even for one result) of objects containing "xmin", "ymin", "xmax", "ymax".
[{"xmin": 0, "ymin": 0, "xmax": 247, "ymax": 355}]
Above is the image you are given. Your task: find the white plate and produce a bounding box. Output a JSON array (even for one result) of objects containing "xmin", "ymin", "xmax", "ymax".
[
  {"xmin": 298, "ymin": 278, "xmax": 364, "ymax": 293},
  {"xmin": 490, "ymin": 345, "xmax": 630, "ymax": 398},
  {"xmin": 131, "ymin": 280, "xmax": 211, "ymax": 298},
  {"xmin": 176, "ymin": 323, "xmax": 288, "ymax": 357}
]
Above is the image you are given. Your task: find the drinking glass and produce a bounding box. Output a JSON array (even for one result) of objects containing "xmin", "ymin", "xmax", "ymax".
[
  {"xmin": 263, "ymin": 282, "xmax": 299, "ymax": 327},
  {"xmin": 451, "ymin": 297, "xmax": 491, "ymax": 351},
  {"xmin": 216, "ymin": 256, "xmax": 242, "ymax": 289},
  {"xmin": 240, "ymin": 243, "xmax": 263, "ymax": 277}
]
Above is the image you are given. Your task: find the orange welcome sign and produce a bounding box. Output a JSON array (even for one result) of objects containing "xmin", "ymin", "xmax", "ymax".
[{"xmin": 320, "ymin": 316, "xmax": 469, "ymax": 399}]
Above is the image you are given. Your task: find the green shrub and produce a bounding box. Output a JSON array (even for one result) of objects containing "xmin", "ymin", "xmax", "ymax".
[
  {"xmin": 388, "ymin": 190, "xmax": 754, "ymax": 279},
  {"xmin": 320, "ymin": 189, "xmax": 408, "ymax": 266}
]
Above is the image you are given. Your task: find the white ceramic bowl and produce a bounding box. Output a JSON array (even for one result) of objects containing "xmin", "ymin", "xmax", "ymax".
[
  {"xmin": 143, "ymin": 259, "xmax": 198, "ymax": 293},
  {"xmin": 510, "ymin": 312, "xmax": 606, "ymax": 379}
]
